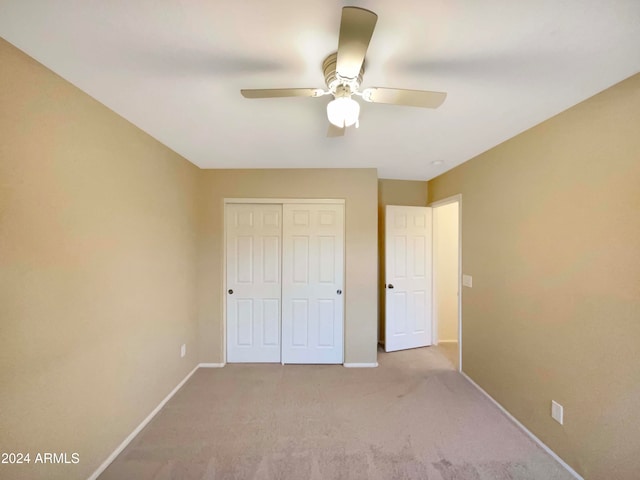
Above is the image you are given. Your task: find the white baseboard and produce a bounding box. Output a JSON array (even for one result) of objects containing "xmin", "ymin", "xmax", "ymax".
[
  {"xmin": 87, "ymin": 364, "xmax": 200, "ymax": 480},
  {"xmin": 198, "ymin": 363, "xmax": 225, "ymax": 368},
  {"xmin": 344, "ymin": 362, "xmax": 378, "ymax": 368},
  {"xmin": 460, "ymin": 372, "xmax": 583, "ymax": 480}
]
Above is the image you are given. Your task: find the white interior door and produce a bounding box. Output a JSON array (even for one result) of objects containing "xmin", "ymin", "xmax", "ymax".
[
  {"xmin": 385, "ymin": 205, "xmax": 433, "ymax": 352},
  {"xmin": 226, "ymin": 204, "xmax": 282, "ymax": 363},
  {"xmin": 282, "ymin": 204, "xmax": 345, "ymax": 364}
]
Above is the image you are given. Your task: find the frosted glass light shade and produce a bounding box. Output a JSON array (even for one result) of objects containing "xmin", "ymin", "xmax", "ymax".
[{"xmin": 327, "ymin": 97, "xmax": 360, "ymax": 127}]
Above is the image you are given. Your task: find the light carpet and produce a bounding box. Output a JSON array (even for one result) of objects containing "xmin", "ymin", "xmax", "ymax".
[
  {"xmin": 434, "ymin": 342, "xmax": 459, "ymax": 370},
  {"xmin": 99, "ymin": 347, "xmax": 573, "ymax": 480}
]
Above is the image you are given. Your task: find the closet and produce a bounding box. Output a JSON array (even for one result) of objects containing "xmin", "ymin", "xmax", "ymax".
[{"xmin": 225, "ymin": 201, "xmax": 345, "ymax": 364}]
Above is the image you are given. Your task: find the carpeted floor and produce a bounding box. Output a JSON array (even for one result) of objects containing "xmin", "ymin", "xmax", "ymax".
[
  {"xmin": 433, "ymin": 342, "xmax": 459, "ymax": 370},
  {"xmin": 99, "ymin": 347, "xmax": 573, "ymax": 480}
]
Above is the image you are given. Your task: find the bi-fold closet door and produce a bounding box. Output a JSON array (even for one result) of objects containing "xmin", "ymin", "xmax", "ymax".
[{"xmin": 226, "ymin": 203, "xmax": 344, "ymax": 364}]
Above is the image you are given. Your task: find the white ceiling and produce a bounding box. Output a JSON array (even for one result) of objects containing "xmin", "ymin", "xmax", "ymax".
[{"xmin": 1, "ymin": 1, "xmax": 639, "ymax": 180}]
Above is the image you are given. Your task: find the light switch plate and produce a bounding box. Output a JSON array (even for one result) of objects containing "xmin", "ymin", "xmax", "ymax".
[
  {"xmin": 181, "ymin": 344, "xmax": 186, "ymax": 358},
  {"xmin": 551, "ymin": 400, "xmax": 564, "ymax": 425},
  {"xmin": 462, "ymin": 274, "xmax": 473, "ymax": 288}
]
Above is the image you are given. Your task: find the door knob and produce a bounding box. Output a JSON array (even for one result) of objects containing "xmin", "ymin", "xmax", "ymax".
[
  {"xmin": 228, "ymin": 289, "xmax": 234, "ymax": 294},
  {"xmin": 337, "ymin": 289, "xmax": 342, "ymax": 295},
  {"xmin": 387, "ymin": 284, "xmax": 394, "ymax": 289}
]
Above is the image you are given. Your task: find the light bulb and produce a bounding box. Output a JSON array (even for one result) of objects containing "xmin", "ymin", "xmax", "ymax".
[{"xmin": 327, "ymin": 96, "xmax": 360, "ymax": 128}]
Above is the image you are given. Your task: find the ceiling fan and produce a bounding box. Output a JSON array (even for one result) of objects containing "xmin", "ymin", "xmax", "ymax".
[{"xmin": 241, "ymin": 6, "xmax": 447, "ymax": 137}]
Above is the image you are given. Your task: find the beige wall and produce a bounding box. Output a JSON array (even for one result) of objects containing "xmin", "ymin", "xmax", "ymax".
[
  {"xmin": 433, "ymin": 202, "xmax": 459, "ymax": 342},
  {"xmin": 377, "ymin": 179, "xmax": 428, "ymax": 342},
  {"xmin": 428, "ymin": 73, "xmax": 640, "ymax": 478},
  {"xmin": 198, "ymin": 169, "xmax": 378, "ymax": 364},
  {"xmin": 0, "ymin": 39, "xmax": 200, "ymax": 480}
]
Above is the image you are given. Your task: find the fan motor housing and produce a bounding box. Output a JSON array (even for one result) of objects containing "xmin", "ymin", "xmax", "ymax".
[{"xmin": 323, "ymin": 52, "xmax": 364, "ymax": 92}]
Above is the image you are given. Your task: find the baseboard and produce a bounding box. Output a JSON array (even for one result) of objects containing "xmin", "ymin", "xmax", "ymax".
[
  {"xmin": 460, "ymin": 372, "xmax": 583, "ymax": 480},
  {"xmin": 199, "ymin": 363, "xmax": 225, "ymax": 368},
  {"xmin": 438, "ymin": 339, "xmax": 458, "ymax": 344},
  {"xmin": 343, "ymin": 362, "xmax": 378, "ymax": 368},
  {"xmin": 87, "ymin": 363, "xmax": 200, "ymax": 480}
]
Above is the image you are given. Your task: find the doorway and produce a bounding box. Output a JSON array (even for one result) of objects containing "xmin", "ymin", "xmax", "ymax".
[{"xmin": 431, "ymin": 195, "xmax": 462, "ymax": 370}]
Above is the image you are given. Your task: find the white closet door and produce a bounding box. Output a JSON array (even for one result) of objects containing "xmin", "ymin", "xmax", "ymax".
[
  {"xmin": 226, "ymin": 204, "xmax": 282, "ymax": 363},
  {"xmin": 385, "ymin": 205, "xmax": 433, "ymax": 352},
  {"xmin": 282, "ymin": 204, "xmax": 345, "ymax": 364}
]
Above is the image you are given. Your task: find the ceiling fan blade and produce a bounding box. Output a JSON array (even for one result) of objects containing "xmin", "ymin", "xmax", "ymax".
[
  {"xmin": 241, "ymin": 88, "xmax": 324, "ymax": 99},
  {"xmin": 361, "ymin": 88, "xmax": 447, "ymax": 108},
  {"xmin": 327, "ymin": 123, "xmax": 345, "ymax": 137},
  {"xmin": 336, "ymin": 7, "xmax": 378, "ymax": 79}
]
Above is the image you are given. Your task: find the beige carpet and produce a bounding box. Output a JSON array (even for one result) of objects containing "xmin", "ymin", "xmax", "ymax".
[
  {"xmin": 99, "ymin": 347, "xmax": 573, "ymax": 480},
  {"xmin": 434, "ymin": 342, "xmax": 459, "ymax": 370}
]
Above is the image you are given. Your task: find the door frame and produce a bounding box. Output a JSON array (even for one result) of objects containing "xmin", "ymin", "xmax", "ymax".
[
  {"xmin": 222, "ymin": 198, "xmax": 346, "ymax": 365},
  {"xmin": 429, "ymin": 194, "xmax": 462, "ymax": 371}
]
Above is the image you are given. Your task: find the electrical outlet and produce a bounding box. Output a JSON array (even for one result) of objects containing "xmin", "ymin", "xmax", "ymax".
[
  {"xmin": 180, "ymin": 344, "xmax": 186, "ymax": 358},
  {"xmin": 462, "ymin": 274, "xmax": 473, "ymax": 288},
  {"xmin": 551, "ymin": 400, "xmax": 564, "ymax": 425}
]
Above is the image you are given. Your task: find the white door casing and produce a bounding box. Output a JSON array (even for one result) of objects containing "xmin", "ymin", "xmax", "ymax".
[
  {"xmin": 385, "ymin": 205, "xmax": 433, "ymax": 352},
  {"xmin": 281, "ymin": 204, "xmax": 345, "ymax": 364},
  {"xmin": 226, "ymin": 204, "xmax": 282, "ymax": 363}
]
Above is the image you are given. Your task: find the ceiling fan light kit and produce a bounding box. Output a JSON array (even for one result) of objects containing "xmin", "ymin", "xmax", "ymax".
[
  {"xmin": 327, "ymin": 96, "xmax": 360, "ymax": 128},
  {"xmin": 327, "ymin": 84, "xmax": 361, "ymax": 127},
  {"xmin": 240, "ymin": 6, "xmax": 447, "ymax": 136}
]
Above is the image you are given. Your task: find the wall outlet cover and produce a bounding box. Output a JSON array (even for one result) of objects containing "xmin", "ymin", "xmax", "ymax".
[
  {"xmin": 181, "ymin": 344, "xmax": 186, "ymax": 358},
  {"xmin": 551, "ymin": 400, "xmax": 564, "ymax": 425},
  {"xmin": 462, "ymin": 274, "xmax": 473, "ymax": 288}
]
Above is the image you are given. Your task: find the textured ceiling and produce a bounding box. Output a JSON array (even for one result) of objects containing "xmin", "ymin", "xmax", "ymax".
[{"xmin": 1, "ymin": 0, "xmax": 639, "ymax": 179}]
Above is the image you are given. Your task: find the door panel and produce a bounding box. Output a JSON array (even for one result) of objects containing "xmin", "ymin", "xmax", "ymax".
[
  {"xmin": 317, "ymin": 299, "xmax": 335, "ymax": 346},
  {"xmin": 226, "ymin": 204, "xmax": 282, "ymax": 362},
  {"xmin": 263, "ymin": 236, "xmax": 280, "ymax": 283},
  {"xmin": 236, "ymin": 299, "xmax": 253, "ymax": 345},
  {"xmin": 385, "ymin": 205, "xmax": 432, "ymax": 352},
  {"xmin": 318, "ymin": 236, "xmax": 335, "ymax": 282},
  {"xmin": 263, "ymin": 299, "xmax": 280, "ymax": 345},
  {"xmin": 293, "ymin": 236, "xmax": 310, "ymax": 283},
  {"xmin": 282, "ymin": 204, "xmax": 344, "ymax": 364},
  {"xmin": 291, "ymin": 299, "xmax": 309, "ymax": 347}
]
